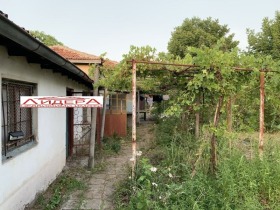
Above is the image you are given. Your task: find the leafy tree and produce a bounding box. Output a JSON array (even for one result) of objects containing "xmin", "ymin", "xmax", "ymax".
[
  {"xmin": 30, "ymin": 30, "xmax": 64, "ymax": 46},
  {"xmin": 98, "ymin": 45, "xmax": 161, "ymax": 92},
  {"xmin": 247, "ymin": 11, "xmax": 280, "ymax": 59},
  {"xmin": 167, "ymin": 17, "xmax": 239, "ymax": 58},
  {"xmin": 99, "ymin": 42, "xmax": 280, "ymax": 172}
]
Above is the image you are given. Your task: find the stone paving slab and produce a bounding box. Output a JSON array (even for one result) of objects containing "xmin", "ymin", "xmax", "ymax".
[
  {"xmin": 84, "ymin": 187, "xmax": 104, "ymax": 199},
  {"xmin": 80, "ymin": 198, "xmax": 102, "ymax": 210},
  {"xmin": 60, "ymin": 122, "xmax": 154, "ymax": 210},
  {"xmin": 60, "ymin": 199, "xmax": 81, "ymax": 209},
  {"xmin": 60, "ymin": 145, "xmax": 131, "ymax": 210}
]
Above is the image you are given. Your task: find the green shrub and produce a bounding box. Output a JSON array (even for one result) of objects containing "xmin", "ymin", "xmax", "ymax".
[
  {"xmin": 33, "ymin": 174, "xmax": 86, "ymax": 210},
  {"xmin": 116, "ymin": 118, "xmax": 280, "ymax": 209},
  {"xmin": 103, "ymin": 132, "xmax": 122, "ymax": 154}
]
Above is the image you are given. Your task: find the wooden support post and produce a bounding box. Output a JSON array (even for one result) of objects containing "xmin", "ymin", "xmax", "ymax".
[
  {"xmin": 88, "ymin": 65, "xmax": 100, "ymax": 169},
  {"xmin": 227, "ymin": 97, "xmax": 232, "ymax": 132},
  {"xmin": 132, "ymin": 60, "xmax": 137, "ymax": 178},
  {"xmin": 195, "ymin": 95, "xmax": 200, "ymax": 139},
  {"xmin": 210, "ymin": 95, "xmax": 224, "ymax": 174},
  {"xmin": 96, "ymin": 108, "xmax": 101, "ymax": 150},
  {"xmin": 100, "ymin": 88, "xmax": 107, "ymax": 141},
  {"xmin": 259, "ymin": 71, "xmax": 265, "ymax": 158}
]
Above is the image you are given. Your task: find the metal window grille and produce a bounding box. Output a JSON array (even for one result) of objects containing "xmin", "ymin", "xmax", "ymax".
[
  {"xmin": 72, "ymin": 92, "xmax": 91, "ymax": 156},
  {"xmin": 1, "ymin": 80, "xmax": 34, "ymax": 156}
]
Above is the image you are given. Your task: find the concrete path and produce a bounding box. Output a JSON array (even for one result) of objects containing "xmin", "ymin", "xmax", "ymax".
[
  {"xmin": 61, "ymin": 143, "xmax": 131, "ymax": 210},
  {"xmin": 61, "ymin": 121, "xmax": 154, "ymax": 210}
]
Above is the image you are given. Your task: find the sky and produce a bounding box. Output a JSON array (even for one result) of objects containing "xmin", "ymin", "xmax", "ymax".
[{"xmin": 0, "ymin": 0, "xmax": 279, "ymax": 61}]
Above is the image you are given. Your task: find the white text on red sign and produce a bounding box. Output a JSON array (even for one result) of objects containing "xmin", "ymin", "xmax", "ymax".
[{"xmin": 20, "ymin": 96, "xmax": 103, "ymax": 108}]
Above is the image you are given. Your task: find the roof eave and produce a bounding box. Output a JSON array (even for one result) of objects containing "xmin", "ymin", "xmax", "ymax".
[
  {"xmin": 69, "ymin": 59, "xmax": 102, "ymax": 64},
  {"xmin": 0, "ymin": 14, "xmax": 94, "ymax": 89}
]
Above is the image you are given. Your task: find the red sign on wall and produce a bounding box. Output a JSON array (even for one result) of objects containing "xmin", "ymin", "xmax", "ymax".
[{"xmin": 20, "ymin": 96, "xmax": 103, "ymax": 108}]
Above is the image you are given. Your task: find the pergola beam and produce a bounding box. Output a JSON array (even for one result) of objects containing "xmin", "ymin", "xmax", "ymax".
[{"xmin": 130, "ymin": 59, "xmax": 279, "ymax": 176}]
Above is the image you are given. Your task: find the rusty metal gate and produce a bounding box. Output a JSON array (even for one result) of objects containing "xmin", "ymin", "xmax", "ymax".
[{"xmin": 71, "ymin": 92, "xmax": 91, "ymax": 156}]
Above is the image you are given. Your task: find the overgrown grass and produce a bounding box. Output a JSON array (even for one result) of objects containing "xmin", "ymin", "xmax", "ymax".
[
  {"xmin": 103, "ymin": 132, "xmax": 124, "ymax": 154},
  {"xmin": 28, "ymin": 155, "xmax": 114, "ymax": 210},
  {"xmin": 115, "ymin": 117, "xmax": 280, "ymax": 209},
  {"xmin": 28, "ymin": 174, "xmax": 87, "ymax": 210}
]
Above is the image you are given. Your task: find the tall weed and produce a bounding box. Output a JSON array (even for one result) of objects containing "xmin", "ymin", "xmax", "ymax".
[{"xmin": 116, "ymin": 118, "xmax": 280, "ymax": 209}]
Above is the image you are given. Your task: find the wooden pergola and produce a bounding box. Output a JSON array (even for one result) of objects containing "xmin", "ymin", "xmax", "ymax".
[{"xmin": 128, "ymin": 59, "xmax": 278, "ymax": 176}]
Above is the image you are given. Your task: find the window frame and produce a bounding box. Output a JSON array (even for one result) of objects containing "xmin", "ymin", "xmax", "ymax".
[
  {"xmin": 1, "ymin": 79, "xmax": 37, "ymax": 160},
  {"xmin": 109, "ymin": 93, "xmax": 126, "ymax": 113}
]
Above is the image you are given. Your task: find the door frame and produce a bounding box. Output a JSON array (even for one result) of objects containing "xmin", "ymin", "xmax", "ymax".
[{"xmin": 66, "ymin": 88, "xmax": 74, "ymax": 157}]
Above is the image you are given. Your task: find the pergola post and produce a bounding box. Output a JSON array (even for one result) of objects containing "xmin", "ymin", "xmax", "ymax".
[
  {"xmin": 131, "ymin": 60, "xmax": 137, "ymax": 178},
  {"xmin": 259, "ymin": 71, "xmax": 265, "ymax": 158},
  {"xmin": 195, "ymin": 94, "xmax": 200, "ymax": 139},
  {"xmin": 137, "ymin": 90, "xmax": 140, "ymax": 124},
  {"xmin": 88, "ymin": 65, "xmax": 100, "ymax": 169},
  {"xmin": 226, "ymin": 97, "xmax": 233, "ymax": 132},
  {"xmin": 100, "ymin": 88, "xmax": 107, "ymax": 142}
]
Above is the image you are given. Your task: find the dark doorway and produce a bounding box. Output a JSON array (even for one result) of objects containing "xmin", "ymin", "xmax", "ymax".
[{"xmin": 66, "ymin": 88, "xmax": 74, "ymax": 158}]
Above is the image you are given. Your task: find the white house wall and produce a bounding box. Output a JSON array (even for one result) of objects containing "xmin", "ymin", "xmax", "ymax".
[{"xmin": 0, "ymin": 46, "xmax": 88, "ymax": 210}]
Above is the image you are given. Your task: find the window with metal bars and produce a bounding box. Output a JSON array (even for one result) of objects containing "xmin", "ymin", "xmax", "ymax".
[{"xmin": 1, "ymin": 80, "xmax": 35, "ymax": 157}]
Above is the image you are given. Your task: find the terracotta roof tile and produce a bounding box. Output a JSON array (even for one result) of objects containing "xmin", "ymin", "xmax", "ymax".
[
  {"xmin": 103, "ymin": 59, "xmax": 119, "ymax": 68},
  {"xmin": 50, "ymin": 45, "xmax": 118, "ymax": 67},
  {"xmin": 50, "ymin": 45, "xmax": 100, "ymax": 61}
]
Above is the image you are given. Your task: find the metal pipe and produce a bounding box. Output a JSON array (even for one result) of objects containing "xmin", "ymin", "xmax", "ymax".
[
  {"xmin": 234, "ymin": 67, "xmax": 279, "ymax": 73},
  {"xmin": 131, "ymin": 60, "xmax": 137, "ymax": 178},
  {"xmin": 127, "ymin": 60, "xmax": 199, "ymax": 67},
  {"xmin": 126, "ymin": 60, "xmax": 279, "ymax": 73}
]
